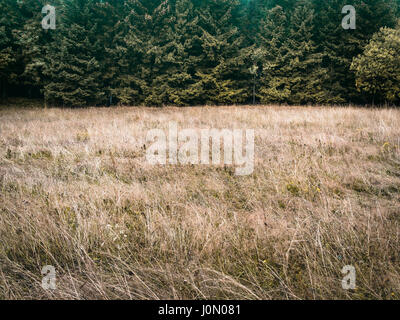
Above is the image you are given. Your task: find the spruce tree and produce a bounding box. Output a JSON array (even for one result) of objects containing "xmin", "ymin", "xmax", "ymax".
[
  {"xmin": 2, "ymin": 0, "xmax": 400, "ymax": 106},
  {"xmin": 118, "ymin": 0, "xmax": 174, "ymax": 106},
  {"xmin": 43, "ymin": 0, "xmax": 105, "ymax": 106},
  {"xmin": 312, "ymin": 0, "xmax": 397, "ymax": 103},
  {"xmin": 257, "ymin": 5, "xmax": 290, "ymax": 103},
  {"xmin": 144, "ymin": 0, "xmax": 203, "ymax": 106},
  {"xmin": 15, "ymin": 0, "xmax": 54, "ymax": 98},
  {"xmin": 282, "ymin": 1, "xmax": 331, "ymax": 104},
  {"xmin": 89, "ymin": 0, "xmax": 127, "ymax": 105},
  {"xmin": 0, "ymin": 0, "xmax": 20, "ymax": 99},
  {"xmin": 239, "ymin": 0, "xmax": 275, "ymax": 47},
  {"xmin": 190, "ymin": 0, "xmax": 249, "ymax": 105}
]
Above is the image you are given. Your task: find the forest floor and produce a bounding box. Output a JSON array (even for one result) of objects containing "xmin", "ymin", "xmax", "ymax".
[{"xmin": 0, "ymin": 99, "xmax": 400, "ymax": 299}]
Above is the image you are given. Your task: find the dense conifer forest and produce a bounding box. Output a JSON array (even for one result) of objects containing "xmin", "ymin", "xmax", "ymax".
[{"xmin": 1, "ymin": 0, "xmax": 399, "ymax": 106}]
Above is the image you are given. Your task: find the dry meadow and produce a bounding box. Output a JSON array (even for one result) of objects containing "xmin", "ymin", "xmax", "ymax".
[{"xmin": 0, "ymin": 100, "xmax": 399, "ymax": 299}]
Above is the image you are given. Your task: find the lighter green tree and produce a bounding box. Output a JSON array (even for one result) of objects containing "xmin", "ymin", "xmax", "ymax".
[{"xmin": 351, "ymin": 26, "xmax": 400, "ymax": 104}]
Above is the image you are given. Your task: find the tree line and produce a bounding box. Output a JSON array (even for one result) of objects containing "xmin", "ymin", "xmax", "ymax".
[{"xmin": 0, "ymin": 0, "xmax": 399, "ymax": 107}]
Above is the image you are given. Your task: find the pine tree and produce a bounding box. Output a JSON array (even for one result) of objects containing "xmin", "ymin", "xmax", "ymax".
[
  {"xmin": 257, "ymin": 5, "xmax": 290, "ymax": 103},
  {"xmin": 0, "ymin": 0, "xmax": 20, "ymax": 99},
  {"xmin": 89, "ymin": 0, "xmax": 127, "ymax": 105},
  {"xmin": 144, "ymin": 0, "xmax": 204, "ymax": 106},
  {"xmin": 312, "ymin": 0, "xmax": 397, "ymax": 103},
  {"xmin": 15, "ymin": 0, "xmax": 55, "ymax": 98},
  {"xmin": 190, "ymin": 0, "xmax": 249, "ymax": 105},
  {"xmin": 281, "ymin": 1, "xmax": 331, "ymax": 104},
  {"xmin": 43, "ymin": 0, "xmax": 105, "ymax": 106},
  {"xmin": 239, "ymin": 0, "xmax": 275, "ymax": 47},
  {"xmin": 116, "ymin": 0, "xmax": 174, "ymax": 106},
  {"xmin": 3, "ymin": 0, "xmax": 400, "ymax": 106}
]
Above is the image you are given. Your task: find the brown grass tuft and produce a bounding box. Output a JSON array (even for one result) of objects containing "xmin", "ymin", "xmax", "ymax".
[{"xmin": 0, "ymin": 104, "xmax": 399, "ymax": 299}]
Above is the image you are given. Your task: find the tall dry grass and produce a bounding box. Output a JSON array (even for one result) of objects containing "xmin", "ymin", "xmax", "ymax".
[{"xmin": 0, "ymin": 101, "xmax": 399, "ymax": 299}]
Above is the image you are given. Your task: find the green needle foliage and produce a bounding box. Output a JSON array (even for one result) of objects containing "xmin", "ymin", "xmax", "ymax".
[
  {"xmin": 351, "ymin": 26, "xmax": 400, "ymax": 104},
  {"xmin": 1, "ymin": 0, "xmax": 400, "ymax": 106}
]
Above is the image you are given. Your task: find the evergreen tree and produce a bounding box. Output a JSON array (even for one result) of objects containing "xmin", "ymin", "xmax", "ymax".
[
  {"xmin": 351, "ymin": 26, "xmax": 400, "ymax": 104},
  {"xmin": 15, "ymin": 0, "xmax": 54, "ymax": 98},
  {"xmin": 2, "ymin": 0, "xmax": 400, "ymax": 106},
  {"xmin": 239, "ymin": 0, "xmax": 274, "ymax": 47},
  {"xmin": 43, "ymin": 0, "xmax": 105, "ymax": 106},
  {"xmin": 282, "ymin": 2, "xmax": 331, "ymax": 104},
  {"xmin": 143, "ymin": 0, "xmax": 203, "ymax": 106},
  {"xmin": 190, "ymin": 0, "xmax": 250, "ymax": 105},
  {"xmin": 0, "ymin": 0, "xmax": 20, "ymax": 99},
  {"xmin": 257, "ymin": 5, "xmax": 289, "ymax": 103},
  {"xmin": 90, "ymin": 0, "xmax": 127, "ymax": 105},
  {"xmin": 312, "ymin": 0, "xmax": 397, "ymax": 103},
  {"xmin": 117, "ymin": 0, "xmax": 174, "ymax": 106}
]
